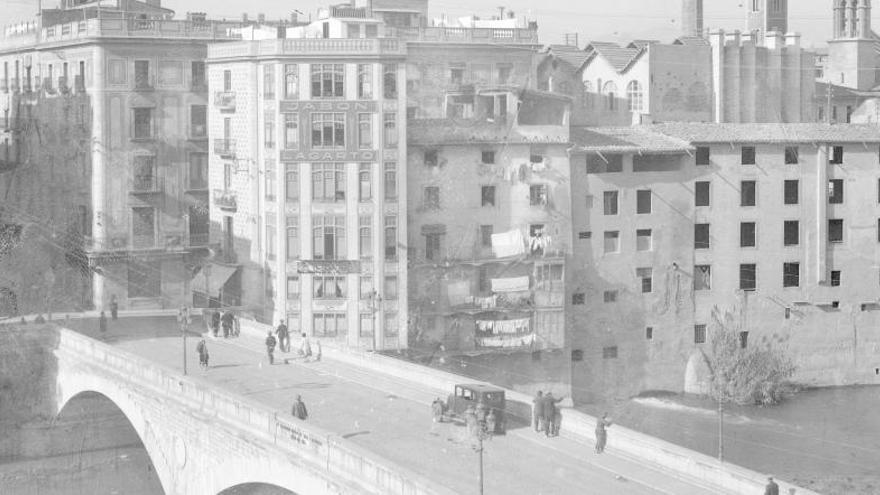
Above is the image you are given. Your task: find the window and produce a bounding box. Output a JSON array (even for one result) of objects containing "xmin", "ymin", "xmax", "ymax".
[
  {"xmin": 696, "ymin": 146, "xmax": 710, "ymax": 165},
  {"xmin": 284, "ymin": 114, "xmax": 299, "ymax": 149},
  {"xmin": 359, "ymin": 163, "xmax": 372, "ymax": 201},
  {"xmin": 359, "ymin": 314, "xmax": 373, "ymax": 337},
  {"xmin": 829, "ymin": 219, "xmax": 844, "ymax": 243},
  {"xmin": 603, "ymin": 191, "xmax": 619, "ymax": 215},
  {"xmin": 384, "ymin": 112, "xmax": 397, "ymax": 148},
  {"xmin": 358, "ymin": 114, "xmax": 372, "ymax": 149},
  {"xmin": 831, "ymin": 270, "xmax": 841, "ymax": 287},
  {"xmin": 783, "ymin": 263, "xmax": 800, "ymax": 288},
  {"xmin": 383, "ymin": 64, "xmax": 397, "ymax": 99},
  {"xmin": 636, "ymin": 229, "xmax": 652, "ymax": 251},
  {"xmin": 878, "ymin": 218, "xmax": 880, "ymax": 243},
  {"xmin": 694, "ymin": 265, "xmax": 711, "ymax": 290},
  {"xmin": 449, "ymin": 63, "xmax": 465, "ymax": 85},
  {"xmin": 530, "ymin": 148, "xmax": 545, "ymax": 164},
  {"xmin": 741, "ymin": 181, "xmax": 757, "ymax": 206},
  {"xmin": 265, "ymin": 160, "xmax": 276, "ymax": 201},
  {"xmin": 311, "ymin": 64, "xmax": 344, "ymax": 98},
  {"xmin": 286, "ymin": 216, "xmax": 299, "ymax": 260},
  {"xmin": 603, "ymin": 290, "xmax": 618, "ymax": 303},
  {"xmin": 646, "ymin": 327, "xmax": 654, "ymax": 340},
  {"xmin": 190, "ymin": 105, "xmax": 206, "ymax": 137},
  {"xmin": 636, "ymin": 189, "xmax": 651, "ymax": 214},
  {"xmin": 223, "ymin": 69, "xmax": 231, "ymax": 91},
  {"xmin": 385, "ymin": 312, "xmax": 399, "ymax": 338},
  {"xmin": 695, "ymin": 181, "xmax": 710, "ymax": 206},
  {"xmin": 481, "ymin": 151, "xmax": 495, "ymax": 164},
  {"xmin": 133, "ymin": 108, "xmax": 152, "ymax": 139},
  {"xmin": 480, "ymin": 225, "xmax": 494, "ymax": 247},
  {"xmin": 384, "ymin": 162, "xmax": 397, "ymax": 200},
  {"xmin": 784, "ymin": 221, "xmax": 799, "ymax": 246},
  {"xmin": 695, "ymin": 224, "xmax": 710, "ymax": 249},
  {"xmin": 740, "ymin": 222, "xmax": 756, "ymax": 248},
  {"xmin": 287, "ymin": 276, "xmax": 300, "ymax": 300},
  {"xmin": 579, "ymin": 231, "xmax": 592, "ymax": 240},
  {"xmin": 223, "ymin": 163, "xmax": 232, "ymax": 191},
  {"xmin": 740, "ymin": 264, "xmax": 757, "ymax": 291},
  {"xmin": 360, "ymin": 276, "xmax": 373, "ymax": 300},
  {"xmin": 602, "ymin": 346, "xmax": 618, "ymax": 359},
  {"xmin": 188, "ymin": 153, "xmax": 208, "ymax": 190},
  {"xmin": 424, "ymin": 149, "xmax": 438, "ymax": 167},
  {"xmin": 312, "ymin": 215, "xmax": 346, "ymax": 260},
  {"xmin": 384, "ymin": 215, "xmax": 397, "ymax": 260},
  {"xmin": 131, "ymin": 155, "xmax": 157, "ymax": 191},
  {"xmin": 264, "ymin": 118, "xmax": 276, "ymax": 149},
  {"xmin": 481, "ymin": 186, "xmax": 496, "ymax": 207},
  {"xmin": 604, "ymin": 231, "xmax": 620, "ymax": 254},
  {"xmin": 384, "ymin": 276, "xmax": 398, "ymax": 300},
  {"xmin": 314, "ymin": 275, "xmax": 346, "ymax": 299},
  {"xmin": 131, "ymin": 207, "xmax": 156, "ymax": 248},
  {"xmin": 311, "ymin": 113, "xmax": 345, "ymax": 148},
  {"xmin": 530, "ymin": 185, "xmax": 549, "ymax": 206},
  {"xmin": 424, "ymin": 186, "xmax": 440, "ymax": 210},
  {"xmin": 828, "ymin": 179, "xmax": 844, "ymax": 204},
  {"xmin": 830, "ymin": 146, "xmax": 844, "ymax": 164},
  {"xmin": 357, "ymin": 64, "xmax": 372, "ymax": 98},
  {"xmin": 425, "ymin": 232, "xmax": 442, "ymax": 260},
  {"xmin": 358, "ymin": 215, "xmax": 372, "ymax": 259},
  {"xmin": 266, "ymin": 213, "xmax": 276, "ymax": 260},
  {"xmin": 313, "ymin": 313, "xmax": 346, "ymax": 337},
  {"xmin": 626, "ymin": 80, "xmax": 643, "ymax": 112},
  {"xmin": 496, "ymin": 63, "xmax": 512, "ymax": 84},
  {"xmin": 572, "ymin": 293, "xmax": 585, "ymax": 305},
  {"xmin": 263, "ymin": 64, "xmax": 275, "ymax": 99},
  {"xmin": 637, "ymin": 268, "xmax": 653, "ymax": 293},
  {"xmin": 784, "ymin": 180, "xmax": 799, "ymax": 205},
  {"xmin": 284, "ymin": 64, "xmax": 298, "ymax": 99},
  {"xmin": 602, "ymin": 81, "xmax": 618, "ymax": 111},
  {"xmin": 741, "ymin": 146, "xmax": 756, "ymax": 165},
  {"xmin": 785, "ymin": 146, "xmax": 799, "ymax": 164},
  {"xmin": 134, "ymin": 60, "xmax": 150, "ymax": 89},
  {"xmin": 286, "ymin": 165, "xmax": 299, "ymax": 201},
  {"xmin": 694, "ymin": 324, "xmax": 707, "ymax": 344},
  {"xmin": 312, "ymin": 163, "xmax": 346, "ymax": 202}
]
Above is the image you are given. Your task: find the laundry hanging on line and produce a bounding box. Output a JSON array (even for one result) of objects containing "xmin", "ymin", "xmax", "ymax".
[
  {"xmin": 491, "ymin": 229, "xmax": 526, "ymax": 258},
  {"xmin": 491, "ymin": 276, "xmax": 530, "ymax": 293}
]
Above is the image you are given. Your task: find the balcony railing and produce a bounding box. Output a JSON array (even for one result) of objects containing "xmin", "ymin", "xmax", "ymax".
[
  {"xmin": 213, "ymin": 189, "xmax": 237, "ymax": 211},
  {"xmin": 214, "ymin": 91, "xmax": 236, "ymax": 110},
  {"xmin": 214, "ymin": 139, "xmax": 236, "ymax": 158},
  {"xmin": 42, "ymin": 77, "xmax": 54, "ymax": 94},
  {"xmin": 129, "ymin": 176, "xmax": 163, "ymax": 194},
  {"xmin": 189, "ymin": 233, "xmax": 210, "ymax": 246},
  {"xmin": 389, "ymin": 26, "xmax": 539, "ymax": 44},
  {"xmin": 132, "ymin": 234, "xmax": 157, "ymax": 250}
]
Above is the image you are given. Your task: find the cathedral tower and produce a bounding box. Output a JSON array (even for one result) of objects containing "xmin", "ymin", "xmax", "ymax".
[
  {"xmin": 828, "ymin": 0, "xmax": 877, "ymax": 89},
  {"xmin": 681, "ymin": 0, "xmax": 704, "ymax": 38},
  {"xmin": 746, "ymin": 0, "xmax": 789, "ymax": 43}
]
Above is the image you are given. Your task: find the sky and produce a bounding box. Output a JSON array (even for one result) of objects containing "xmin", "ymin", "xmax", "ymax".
[{"xmin": 5, "ymin": 0, "xmax": 879, "ymax": 49}]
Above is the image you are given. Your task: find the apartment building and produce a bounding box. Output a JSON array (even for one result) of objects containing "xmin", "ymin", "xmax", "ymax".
[
  {"xmin": 570, "ymin": 123, "xmax": 880, "ymax": 403},
  {"xmin": 206, "ymin": 8, "xmax": 408, "ymax": 350},
  {"xmin": 0, "ymin": 1, "xmax": 238, "ymax": 313}
]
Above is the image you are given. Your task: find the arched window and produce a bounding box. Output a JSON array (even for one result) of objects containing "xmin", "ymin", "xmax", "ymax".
[
  {"xmin": 602, "ymin": 81, "xmax": 618, "ymax": 111},
  {"xmin": 626, "ymin": 80, "xmax": 643, "ymax": 113}
]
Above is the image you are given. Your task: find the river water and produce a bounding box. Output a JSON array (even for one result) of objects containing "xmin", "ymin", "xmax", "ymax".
[{"xmin": 579, "ymin": 386, "xmax": 880, "ymax": 495}]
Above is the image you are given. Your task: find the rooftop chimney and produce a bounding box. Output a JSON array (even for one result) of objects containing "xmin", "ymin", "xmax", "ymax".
[
  {"xmin": 290, "ymin": 12, "xmax": 298, "ymax": 24},
  {"xmin": 258, "ymin": 13, "xmax": 266, "ymax": 24},
  {"xmin": 242, "ymin": 13, "xmax": 249, "ymax": 23}
]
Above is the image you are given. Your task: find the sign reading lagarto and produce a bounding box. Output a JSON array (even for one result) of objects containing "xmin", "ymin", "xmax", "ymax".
[
  {"xmin": 296, "ymin": 260, "xmax": 362, "ymax": 274},
  {"xmin": 281, "ymin": 150, "xmax": 378, "ymax": 162},
  {"xmin": 279, "ymin": 100, "xmax": 377, "ymax": 113}
]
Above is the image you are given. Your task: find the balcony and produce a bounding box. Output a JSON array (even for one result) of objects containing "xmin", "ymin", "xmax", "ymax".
[
  {"xmin": 388, "ymin": 26, "xmax": 540, "ymax": 44},
  {"xmin": 213, "ymin": 189, "xmax": 237, "ymax": 211},
  {"xmin": 188, "ymin": 233, "xmax": 210, "ymax": 246},
  {"xmin": 214, "ymin": 91, "xmax": 236, "ymax": 111},
  {"xmin": 129, "ymin": 176, "xmax": 164, "ymax": 195},
  {"xmin": 214, "ymin": 139, "xmax": 236, "ymax": 158}
]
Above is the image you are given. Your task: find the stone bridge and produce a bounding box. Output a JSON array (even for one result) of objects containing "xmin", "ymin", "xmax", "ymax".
[{"xmin": 53, "ymin": 328, "xmax": 450, "ymax": 495}]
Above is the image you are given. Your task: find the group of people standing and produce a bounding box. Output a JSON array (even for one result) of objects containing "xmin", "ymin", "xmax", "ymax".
[
  {"xmin": 208, "ymin": 309, "xmax": 239, "ymax": 339},
  {"xmin": 532, "ymin": 391, "xmax": 565, "ymax": 437},
  {"xmin": 265, "ymin": 320, "xmax": 321, "ymax": 365}
]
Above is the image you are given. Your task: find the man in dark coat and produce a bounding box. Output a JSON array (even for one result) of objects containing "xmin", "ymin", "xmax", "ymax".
[
  {"xmin": 98, "ymin": 311, "xmax": 107, "ymax": 335},
  {"xmin": 275, "ymin": 320, "xmax": 289, "ymax": 352},
  {"xmin": 196, "ymin": 339, "xmax": 209, "ymax": 370},
  {"xmin": 265, "ymin": 332, "xmax": 277, "ymax": 365},
  {"xmin": 210, "ymin": 310, "xmax": 220, "ymax": 337},
  {"xmin": 109, "ymin": 295, "xmax": 118, "ymax": 320},
  {"xmin": 532, "ymin": 391, "xmax": 544, "ymax": 433},
  {"xmin": 764, "ymin": 477, "xmax": 779, "ymax": 495},
  {"xmin": 543, "ymin": 392, "xmax": 564, "ymax": 437},
  {"xmin": 595, "ymin": 413, "xmax": 612, "ymax": 453},
  {"xmin": 221, "ymin": 310, "xmax": 233, "ymax": 338},
  {"xmin": 292, "ymin": 395, "xmax": 308, "ymax": 420}
]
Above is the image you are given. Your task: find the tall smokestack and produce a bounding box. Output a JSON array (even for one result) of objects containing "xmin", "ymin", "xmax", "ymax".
[{"xmin": 681, "ymin": 0, "xmax": 704, "ymax": 37}]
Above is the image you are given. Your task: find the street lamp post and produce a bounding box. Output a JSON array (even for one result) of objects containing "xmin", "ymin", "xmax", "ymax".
[
  {"xmin": 473, "ymin": 420, "xmax": 491, "ymax": 495},
  {"xmin": 178, "ymin": 306, "xmax": 190, "ymax": 375},
  {"xmin": 368, "ymin": 290, "xmax": 382, "ymax": 352}
]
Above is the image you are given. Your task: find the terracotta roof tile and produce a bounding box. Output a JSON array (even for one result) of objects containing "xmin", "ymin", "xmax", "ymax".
[
  {"xmin": 571, "ymin": 126, "xmax": 694, "ymax": 154},
  {"xmin": 651, "ymin": 122, "xmax": 880, "ymax": 143}
]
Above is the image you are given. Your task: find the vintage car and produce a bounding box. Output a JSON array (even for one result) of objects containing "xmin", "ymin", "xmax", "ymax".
[{"xmin": 445, "ymin": 383, "xmax": 506, "ymax": 434}]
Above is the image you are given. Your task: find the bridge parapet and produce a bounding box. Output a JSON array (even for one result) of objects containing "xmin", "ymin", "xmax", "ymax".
[{"xmin": 55, "ymin": 328, "xmax": 454, "ymax": 495}]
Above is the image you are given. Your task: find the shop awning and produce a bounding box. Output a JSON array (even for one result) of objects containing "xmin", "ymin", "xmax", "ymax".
[{"xmin": 192, "ymin": 264, "xmax": 238, "ymax": 296}]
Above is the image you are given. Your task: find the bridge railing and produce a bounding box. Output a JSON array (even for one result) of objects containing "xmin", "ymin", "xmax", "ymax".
[{"xmin": 56, "ymin": 328, "xmax": 455, "ymax": 495}]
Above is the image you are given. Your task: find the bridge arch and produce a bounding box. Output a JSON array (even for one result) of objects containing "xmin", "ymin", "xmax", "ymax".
[{"xmin": 216, "ymin": 482, "xmax": 298, "ymax": 495}]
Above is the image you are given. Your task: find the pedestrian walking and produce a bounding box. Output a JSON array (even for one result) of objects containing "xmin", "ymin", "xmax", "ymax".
[
  {"xmin": 464, "ymin": 405, "xmax": 478, "ymax": 439},
  {"xmin": 275, "ymin": 320, "xmax": 289, "ymax": 352},
  {"xmin": 210, "ymin": 310, "xmax": 220, "ymax": 337},
  {"xmin": 314, "ymin": 339, "xmax": 322, "ymax": 361},
  {"xmin": 543, "ymin": 392, "xmax": 564, "ymax": 437},
  {"xmin": 431, "ymin": 398, "xmax": 445, "ymax": 423},
  {"xmin": 292, "ymin": 395, "xmax": 308, "ymax": 420},
  {"xmin": 109, "ymin": 295, "xmax": 118, "ymax": 321},
  {"xmin": 232, "ymin": 312, "xmax": 240, "ymax": 337},
  {"xmin": 265, "ymin": 332, "xmax": 277, "ymax": 365},
  {"xmin": 299, "ymin": 333, "xmax": 312, "ymax": 360},
  {"xmin": 196, "ymin": 339, "xmax": 209, "ymax": 370},
  {"xmin": 486, "ymin": 408, "xmax": 497, "ymax": 436},
  {"xmin": 98, "ymin": 311, "xmax": 107, "ymax": 335},
  {"xmin": 221, "ymin": 310, "xmax": 233, "ymax": 338},
  {"xmin": 595, "ymin": 413, "xmax": 612, "ymax": 453},
  {"xmin": 532, "ymin": 391, "xmax": 544, "ymax": 433},
  {"xmin": 764, "ymin": 477, "xmax": 779, "ymax": 495}
]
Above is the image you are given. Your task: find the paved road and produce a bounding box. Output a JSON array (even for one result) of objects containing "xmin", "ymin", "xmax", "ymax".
[{"xmin": 67, "ymin": 316, "xmax": 721, "ymax": 495}]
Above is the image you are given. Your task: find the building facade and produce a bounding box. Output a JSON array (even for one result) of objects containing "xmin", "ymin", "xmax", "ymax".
[
  {"xmin": 0, "ymin": 1, "xmax": 238, "ymax": 314},
  {"xmin": 206, "ymin": 11, "xmax": 408, "ymax": 349},
  {"xmin": 569, "ymin": 123, "xmax": 880, "ymax": 403}
]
